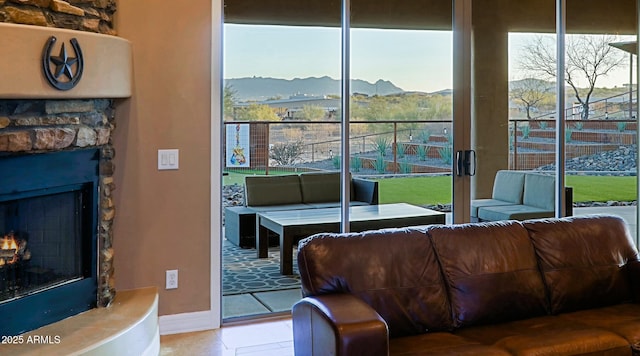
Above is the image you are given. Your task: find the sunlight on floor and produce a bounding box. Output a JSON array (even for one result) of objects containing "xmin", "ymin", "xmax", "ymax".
[{"xmin": 160, "ymin": 317, "xmax": 294, "ymax": 355}]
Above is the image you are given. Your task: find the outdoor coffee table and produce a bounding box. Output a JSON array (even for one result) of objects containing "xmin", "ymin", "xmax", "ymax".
[{"xmin": 256, "ymin": 203, "xmax": 446, "ymax": 275}]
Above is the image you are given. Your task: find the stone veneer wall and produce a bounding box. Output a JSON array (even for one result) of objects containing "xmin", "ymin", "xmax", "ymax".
[
  {"xmin": 0, "ymin": 0, "xmax": 116, "ymax": 35},
  {"xmin": 0, "ymin": 99, "xmax": 117, "ymax": 307},
  {"xmin": 0, "ymin": 0, "xmax": 118, "ymax": 307}
]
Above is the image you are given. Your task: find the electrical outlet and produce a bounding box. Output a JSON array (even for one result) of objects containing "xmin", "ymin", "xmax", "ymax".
[{"xmin": 166, "ymin": 270, "xmax": 178, "ymax": 290}]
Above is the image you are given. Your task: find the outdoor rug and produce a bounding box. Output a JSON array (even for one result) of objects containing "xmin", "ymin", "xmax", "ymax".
[{"xmin": 223, "ymin": 239, "xmax": 300, "ymax": 295}]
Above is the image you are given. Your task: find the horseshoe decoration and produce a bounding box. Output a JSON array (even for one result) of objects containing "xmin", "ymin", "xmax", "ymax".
[{"xmin": 42, "ymin": 36, "xmax": 84, "ymax": 91}]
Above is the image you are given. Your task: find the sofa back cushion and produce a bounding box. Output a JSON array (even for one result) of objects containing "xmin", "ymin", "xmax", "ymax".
[
  {"xmin": 299, "ymin": 171, "xmax": 350, "ymax": 203},
  {"xmin": 428, "ymin": 221, "xmax": 548, "ymax": 328},
  {"xmin": 297, "ymin": 228, "xmax": 453, "ymax": 337},
  {"xmin": 244, "ymin": 174, "xmax": 302, "ymax": 206},
  {"xmin": 522, "ymin": 173, "xmax": 555, "ymax": 210},
  {"xmin": 523, "ymin": 215, "xmax": 639, "ymax": 314},
  {"xmin": 492, "ymin": 170, "xmax": 525, "ymax": 203}
]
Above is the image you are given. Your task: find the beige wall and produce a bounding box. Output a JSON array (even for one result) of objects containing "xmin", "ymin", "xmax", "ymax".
[{"xmin": 113, "ymin": 0, "xmax": 214, "ymax": 316}]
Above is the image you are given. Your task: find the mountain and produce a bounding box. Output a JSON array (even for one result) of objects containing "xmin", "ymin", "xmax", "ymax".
[
  {"xmin": 225, "ymin": 76, "xmax": 404, "ymax": 101},
  {"xmin": 509, "ymin": 78, "xmax": 555, "ymax": 91}
]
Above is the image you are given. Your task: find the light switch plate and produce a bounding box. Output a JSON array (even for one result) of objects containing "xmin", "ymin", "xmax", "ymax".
[{"xmin": 158, "ymin": 149, "xmax": 179, "ymax": 170}]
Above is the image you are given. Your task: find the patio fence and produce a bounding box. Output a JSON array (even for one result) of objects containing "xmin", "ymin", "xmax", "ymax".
[{"xmin": 223, "ymin": 117, "xmax": 637, "ymax": 177}]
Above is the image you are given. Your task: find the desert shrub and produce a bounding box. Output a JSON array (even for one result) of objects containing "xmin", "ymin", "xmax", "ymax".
[
  {"xmin": 332, "ymin": 155, "xmax": 341, "ymax": 169},
  {"xmin": 373, "ymin": 136, "xmax": 391, "ymax": 156},
  {"xmin": 565, "ymin": 127, "xmax": 573, "ymax": 142},
  {"xmin": 438, "ymin": 145, "xmax": 452, "ymax": 164},
  {"xmin": 396, "ymin": 143, "xmax": 406, "ymax": 158},
  {"xmin": 270, "ymin": 141, "xmax": 304, "ymax": 166},
  {"xmin": 373, "ymin": 154, "xmax": 387, "ymax": 173},
  {"xmin": 417, "ymin": 129, "xmax": 431, "ymax": 143},
  {"xmin": 350, "ymin": 155, "xmax": 361, "ymax": 172},
  {"xmin": 417, "ymin": 145, "xmax": 428, "ymax": 161},
  {"xmin": 521, "ymin": 124, "xmax": 530, "ymax": 139},
  {"xmin": 399, "ymin": 160, "xmax": 412, "ymax": 174}
]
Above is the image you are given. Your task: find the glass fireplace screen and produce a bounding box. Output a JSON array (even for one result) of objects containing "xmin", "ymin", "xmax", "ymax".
[{"xmin": 0, "ymin": 188, "xmax": 84, "ymax": 304}]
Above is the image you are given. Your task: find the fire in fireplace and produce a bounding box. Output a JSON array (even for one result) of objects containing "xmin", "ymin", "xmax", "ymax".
[
  {"xmin": 0, "ymin": 232, "xmax": 29, "ymax": 266},
  {"xmin": 0, "ymin": 149, "xmax": 99, "ymax": 336}
]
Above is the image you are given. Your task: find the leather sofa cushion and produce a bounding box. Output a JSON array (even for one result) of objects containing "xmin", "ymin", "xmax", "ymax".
[
  {"xmin": 523, "ymin": 215, "xmax": 639, "ymax": 314},
  {"xmin": 390, "ymin": 332, "xmax": 510, "ymax": 355},
  {"xmin": 428, "ymin": 221, "xmax": 548, "ymax": 328},
  {"xmin": 559, "ymin": 303, "xmax": 640, "ymax": 352},
  {"xmin": 244, "ymin": 174, "xmax": 302, "ymax": 206},
  {"xmin": 456, "ymin": 315, "xmax": 630, "ymax": 355},
  {"xmin": 297, "ymin": 227, "xmax": 453, "ymax": 337}
]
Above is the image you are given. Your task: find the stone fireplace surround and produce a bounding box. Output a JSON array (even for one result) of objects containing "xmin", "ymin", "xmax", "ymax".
[
  {"xmin": 0, "ymin": 98, "xmax": 117, "ymax": 309},
  {"xmin": 0, "ymin": 0, "xmax": 134, "ymax": 340}
]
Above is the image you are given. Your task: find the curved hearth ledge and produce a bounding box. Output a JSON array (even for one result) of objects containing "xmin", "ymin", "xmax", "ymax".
[
  {"xmin": 0, "ymin": 22, "xmax": 132, "ymax": 99},
  {"xmin": 1, "ymin": 287, "xmax": 159, "ymax": 356}
]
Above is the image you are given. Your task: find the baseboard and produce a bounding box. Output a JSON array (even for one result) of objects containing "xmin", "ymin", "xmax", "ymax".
[{"xmin": 159, "ymin": 310, "xmax": 218, "ymax": 335}]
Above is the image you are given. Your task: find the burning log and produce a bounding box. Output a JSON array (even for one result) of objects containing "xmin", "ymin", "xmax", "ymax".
[{"xmin": 0, "ymin": 232, "xmax": 30, "ymax": 267}]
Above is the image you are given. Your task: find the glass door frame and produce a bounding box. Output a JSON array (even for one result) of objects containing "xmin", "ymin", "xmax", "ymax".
[
  {"xmin": 451, "ymin": 0, "xmax": 473, "ymax": 223},
  {"xmin": 338, "ymin": 0, "xmax": 474, "ymax": 225}
]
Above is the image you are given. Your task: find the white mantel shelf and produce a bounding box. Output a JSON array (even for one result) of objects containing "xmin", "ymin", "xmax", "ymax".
[{"xmin": 0, "ymin": 23, "xmax": 132, "ymax": 99}]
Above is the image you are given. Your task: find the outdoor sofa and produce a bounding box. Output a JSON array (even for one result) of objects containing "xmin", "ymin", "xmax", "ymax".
[
  {"xmin": 471, "ymin": 170, "xmax": 573, "ymax": 222},
  {"xmin": 224, "ymin": 171, "xmax": 378, "ymax": 248},
  {"xmin": 293, "ymin": 214, "xmax": 640, "ymax": 355}
]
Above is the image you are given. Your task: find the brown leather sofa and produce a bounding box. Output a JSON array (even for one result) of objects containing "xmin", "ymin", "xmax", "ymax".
[{"xmin": 292, "ymin": 215, "xmax": 640, "ymax": 355}]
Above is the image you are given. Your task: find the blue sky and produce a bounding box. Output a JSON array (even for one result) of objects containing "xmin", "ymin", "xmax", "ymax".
[{"xmin": 224, "ymin": 24, "xmax": 635, "ymax": 93}]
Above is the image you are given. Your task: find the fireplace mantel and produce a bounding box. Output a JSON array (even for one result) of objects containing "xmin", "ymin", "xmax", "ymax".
[{"xmin": 0, "ymin": 22, "xmax": 132, "ymax": 99}]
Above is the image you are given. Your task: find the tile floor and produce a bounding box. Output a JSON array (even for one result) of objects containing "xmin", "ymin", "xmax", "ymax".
[
  {"xmin": 160, "ymin": 317, "xmax": 294, "ymax": 355},
  {"xmin": 223, "ymin": 288, "xmax": 301, "ymax": 319}
]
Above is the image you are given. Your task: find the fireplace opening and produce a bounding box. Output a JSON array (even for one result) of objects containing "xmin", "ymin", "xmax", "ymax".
[
  {"xmin": 1, "ymin": 187, "xmax": 90, "ymax": 303},
  {"xmin": 0, "ymin": 149, "xmax": 99, "ymax": 336}
]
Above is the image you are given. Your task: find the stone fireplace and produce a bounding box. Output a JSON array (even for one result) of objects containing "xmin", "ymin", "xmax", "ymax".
[
  {"xmin": 0, "ymin": 0, "xmax": 131, "ymax": 336},
  {"xmin": 0, "ymin": 100, "xmax": 117, "ymax": 335}
]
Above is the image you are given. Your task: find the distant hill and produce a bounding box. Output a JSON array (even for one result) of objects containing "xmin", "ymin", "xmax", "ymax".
[
  {"xmin": 509, "ymin": 78, "xmax": 555, "ymax": 91},
  {"xmin": 225, "ymin": 76, "xmax": 405, "ymax": 101}
]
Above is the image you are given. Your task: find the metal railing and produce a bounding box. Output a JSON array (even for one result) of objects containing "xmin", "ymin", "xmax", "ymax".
[
  {"xmin": 509, "ymin": 118, "xmax": 637, "ymax": 173},
  {"xmin": 224, "ymin": 115, "xmax": 637, "ymax": 176},
  {"xmin": 223, "ymin": 120, "xmax": 453, "ymax": 176},
  {"xmin": 529, "ymin": 91, "xmax": 636, "ymax": 121}
]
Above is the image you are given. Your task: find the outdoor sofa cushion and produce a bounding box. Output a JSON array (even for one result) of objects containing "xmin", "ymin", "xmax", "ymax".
[
  {"xmin": 299, "ymin": 171, "xmax": 355, "ymax": 203},
  {"xmin": 477, "ymin": 172, "xmax": 555, "ymax": 221},
  {"xmin": 244, "ymin": 174, "xmax": 302, "ymax": 206},
  {"xmin": 470, "ymin": 170, "xmax": 525, "ymax": 218}
]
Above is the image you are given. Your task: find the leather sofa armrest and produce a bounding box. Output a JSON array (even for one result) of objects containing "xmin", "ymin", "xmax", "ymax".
[
  {"xmin": 353, "ymin": 177, "xmax": 379, "ymax": 205},
  {"xmin": 293, "ymin": 294, "xmax": 388, "ymax": 356}
]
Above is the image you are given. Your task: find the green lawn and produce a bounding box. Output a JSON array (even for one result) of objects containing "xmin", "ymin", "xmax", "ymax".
[
  {"xmin": 566, "ymin": 175, "xmax": 636, "ymax": 202},
  {"xmin": 376, "ymin": 176, "xmax": 451, "ymax": 205},
  {"xmin": 376, "ymin": 175, "xmax": 637, "ymax": 205},
  {"xmin": 224, "ymin": 172, "xmax": 637, "ymax": 205}
]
